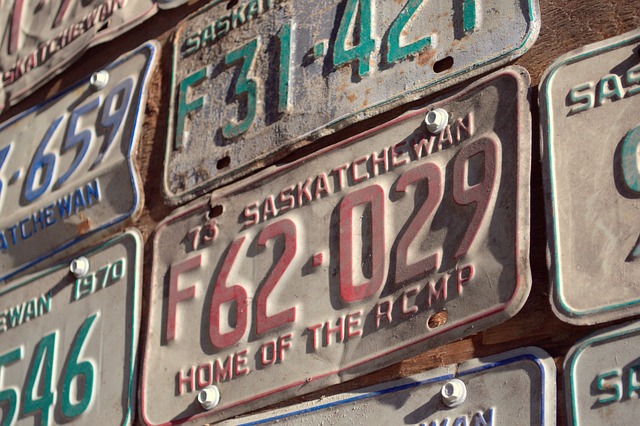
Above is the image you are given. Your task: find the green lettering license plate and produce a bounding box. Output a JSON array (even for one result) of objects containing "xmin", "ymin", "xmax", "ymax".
[
  {"xmin": 0, "ymin": 229, "xmax": 141, "ymax": 425},
  {"xmin": 165, "ymin": 0, "xmax": 540, "ymax": 204}
]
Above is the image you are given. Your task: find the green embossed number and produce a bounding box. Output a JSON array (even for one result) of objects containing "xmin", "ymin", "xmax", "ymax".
[
  {"xmin": 61, "ymin": 314, "xmax": 97, "ymax": 418},
  {"xmin": 23, "ymin": 332, "xmax": 56, "ymax": 425},
  {"xmin": 0, "ymin": 316, "xmax": 98, "ymax": 424},
  {"xmin": 462, "ymin": 0, "xmax": 477, "ymax": 34},
  {"xmin": 386, "ymin": 0, "xmax": 430, "ymax": 64},
  {"xmin": 277, "ymin": 23, "xmax": 292, "ymax": 114},
  {"xmin": 333, "ymin": 0, "xmax": 375, "ymax": 77},
  {"xmin": 0, "ymin": 347, "xmax": 23, "ymax": 426},
  {"xmin": 223, "ymin": 39, "xmax": 259, "ymax": 139},
  {"xmin": 622, "ymin": 125, "xmax": 640, "ymax": 193}
]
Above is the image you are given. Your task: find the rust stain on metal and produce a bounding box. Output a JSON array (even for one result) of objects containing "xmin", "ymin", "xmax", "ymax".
[
  {"xmin": 77, "ymin": 214, "xmax": 92, "ymax": 235},
  {"xmin": 428, "ymin": 311, "xmax": 449, "ymax": 328},
  {"xmin": 417, "ymin": 49, "xmax": 437, "ymax": 66}
]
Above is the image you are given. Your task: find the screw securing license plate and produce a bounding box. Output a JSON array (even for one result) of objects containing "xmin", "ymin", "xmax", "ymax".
[
  {"xmin": 143, "ymin": 66, "xmax": 532, "ymax": 425},
  {"xmin": 164, "ymin": 0, "xmax": 540, "ymax": 203}
]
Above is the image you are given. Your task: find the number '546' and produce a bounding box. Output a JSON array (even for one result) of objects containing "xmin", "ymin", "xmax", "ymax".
[{"xmin": 0, "ymin": 315, "xmax": 97, "ymax": 425}]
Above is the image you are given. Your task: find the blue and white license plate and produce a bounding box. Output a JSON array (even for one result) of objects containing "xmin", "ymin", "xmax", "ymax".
[
  {"xmin": 222, "ymin": 347, "xmax": 556, "ymax": 425},
  {"xmin": 164, "ymin": 0, "xmax": 540, "ymax": 203},
  {"xmin": 0, "ymin": 229, "xmax": 142, "ymax": 425},
  {"xmin": 0, "ymin": 0, "xmax": 158, "ymax": 111},
  {"xmin": 0, "ymin": 41, "xmax": 157, "ymax": 283}
]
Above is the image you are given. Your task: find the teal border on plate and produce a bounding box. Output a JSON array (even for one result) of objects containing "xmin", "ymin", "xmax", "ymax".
[
  {"xmin": 566, "ymin": 323, "xmax": 640, "ymax": 425},
  {"xmin": 0, "ymin": 229, "xmax": 142, "ymax": 426},
  {"xmin": 541, "ymin": 30, "xmax": 640, "ymax": 318}
]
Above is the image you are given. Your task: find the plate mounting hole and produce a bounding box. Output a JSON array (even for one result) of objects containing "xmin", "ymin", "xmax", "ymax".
[
  {"xmin": 217, "ymin": 156, "xmax": 231, "ymax": 170},
  {"xmin": 433, "ymin": 56, "xmax": 453, "ymax": 73},
  {"xmin": 428, "ymin": 311, "xmax": 448, "ymax": 329},
  {"xmin": 210, "ymin": 205, "xmax": 224, "ymax": 218}
]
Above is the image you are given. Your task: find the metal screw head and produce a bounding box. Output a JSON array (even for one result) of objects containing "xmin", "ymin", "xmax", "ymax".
[
  {"xmin": 90, "ymin": 70, "xmax": 109, "ymax": 90},
  {"xmin": 441, "ymin": 379, "xmax": 467, "ymax": 408},
  {"xmin": 198, "ymin": 385, "xmax": 220, "ymax": 411},
  {"xmin": 70, "ymin": 257, "xmax": 90, "ymax": 278},
  {"xmin": 425, "ymin": 108, "xmax": 449, "ymax": 134}
]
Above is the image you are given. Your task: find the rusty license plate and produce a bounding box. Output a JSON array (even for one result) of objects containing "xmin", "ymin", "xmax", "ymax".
[
  {"xmin": 0, "ymin": 0, "xmax": 157, "ymax": 112},
  {"xmin": 564, "ymin": 319, "xmax": 640, "ymax": 425},
  {"xmin": 0, "ymin": 41, "xmax": 157, "ymax": 283},
  {"xmin": 541, "ymin": 28, "xmax": 640, "ymax": 325},
  {"xmin": 222, "ymin": 347, "xmax": 556, "ymax": 425},
  {"xmin": 164, "ymin": 0, "xmax": 540, "ymax": 203},
  {"xmin": 0, "ymin": 229, "xmax": 142, "ymax": 425},
  {"xmin": 142, "ymin": 67, "xmax": 532, "ymax": 425}
]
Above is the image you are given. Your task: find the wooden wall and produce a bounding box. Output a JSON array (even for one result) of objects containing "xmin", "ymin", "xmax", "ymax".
[{"xmin": 2, "ymin": 0, "xmax": 639, "ymax": 424}]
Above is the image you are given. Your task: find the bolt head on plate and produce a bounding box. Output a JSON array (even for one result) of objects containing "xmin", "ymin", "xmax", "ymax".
[
  {"xmin": 198, "ymin": 385, "xmax": 221, "ymax": 411},
  {"xmin": 70, "ymin": 256, "xmax": 90, "ymax": 278},
  {"xmin": 425, "ymin": 108, "xmax": 449, "ymax": 134},
  {"xmin": 441, "ymin": 379, "xmax": 467, "ymax": 408},
  {"xmin": 90, "ymin": 70, "xmax": 110, "ymax": 90}
]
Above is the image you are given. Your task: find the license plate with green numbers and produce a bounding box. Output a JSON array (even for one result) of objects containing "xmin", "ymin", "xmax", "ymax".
[
  {"xmin": 564, "ymin": 319, "xmax": 640, "ymax": 425},
  {"xmin": 164, "ymin": 0, "xmax": 540, "ymax": 203},
  {"xmin": 142, "ymin": 67, "xmax": 532, "ymax": 425},
  {"xmin": 0, "ymin": 41, "xmax": 157, "ymax": 283},
  {"xmin": 541, "ymin": 28, "xmax": 640, "ymax": 325},
  {"xmin": 0, "ymin": 229, "xmax": 142, "ymax": 425}
]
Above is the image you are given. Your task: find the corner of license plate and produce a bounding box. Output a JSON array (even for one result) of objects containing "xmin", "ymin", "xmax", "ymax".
[
  {"xmin": 142, "ymin": 65, "xmax": 533, "ymax": 425},
  {"xmin": 540, "ymin": 28, "xmax": 640, "ymax": 325},
  {"xmin": 163, "ymin": 0, "xmax": 540, "ymax": 204},
  {"xmin": 0, "ymin": 0, "xmax": 157, "ymax": 112},
  {"xmin": 221, "ymin": 346, "xmax": 556, "ymax": 425},
  {"xmin": 0, "ymin": 40, "xmax": 158, "ymax": 283},
  {"xmin": 0, "ymin": 228, "xmax": 142, "ymax": 425},
  {"xmin": 564, "ymin": 318, "xmax": 640, "ymax": 425}
]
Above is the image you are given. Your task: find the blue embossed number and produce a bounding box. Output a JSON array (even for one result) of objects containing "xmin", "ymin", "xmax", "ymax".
[
  {"xmin": 20, "ymin": 77, "xmax": 133, "ymax": 204},
  {"xmin": 55, "ymin": 98, "xmax": 100, "ymax": 189}
]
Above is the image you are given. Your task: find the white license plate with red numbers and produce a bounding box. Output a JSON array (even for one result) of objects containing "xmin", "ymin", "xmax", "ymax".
[
  {"xmin": 141, "ymin": 67, "xmax": 532, "ymax": 426},
  {"xmin": 0, "ymin": 229, "xmax": 142, "ymax": 425}
]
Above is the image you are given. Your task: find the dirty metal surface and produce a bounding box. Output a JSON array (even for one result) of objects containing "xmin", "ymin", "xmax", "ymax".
[
  {"xmin": 541, "ymin": 28, "xmax": 640, "ymax": 325},
  {"xmin": 222, "ymin": 347, "xmax": 556, "ymax": 425},
  {"xmin": 0, "ymin": 0, "xmax": 158, "ymax": 112},
  {"xmin": 164, "ymin": 0, "xmax": 540, "ymax": 204},
  {"xmin": 564, "ymin": 319, "xmax": 640, "ymax": 425},
  {"xmin": 0, "ymin": 229, "xmax": 142, "ymax": 425},
  {"xmin": 0, "ymin": 41, "xmax": 157, "ymax": 283},
  {"xmin": 142, "ymin": 67, "xmax": 532, "ymax": 425}
]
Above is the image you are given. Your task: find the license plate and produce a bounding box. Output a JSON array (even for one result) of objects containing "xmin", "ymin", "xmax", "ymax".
[
  {"xmin": 564, "ymin": 319, "xmax": 640, "ymax": 425},
  {"xmin": 0, "ymin": 41, "xmax": 157, "ymax": 283},
  {"xmin": 142, "ymin": 67, "xmax": 532, "ymax": 425},
  {"xmin": 0, "ymin": 229, "xmax": 142, "ymax": 425},
  {"xmin": 164, "ymin": 0, "xmax": 540, "ymax": 203},
  {"xmin": 0, "ymin": 0, "xmax": 157, "ymax": 111},
  {"xmin": 541, "ymin": 28, "xmax": 640, "ymax": 325},
  {"xmin": 222, "ymin": 347, "xmax": 556, "ymax": 425}
]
